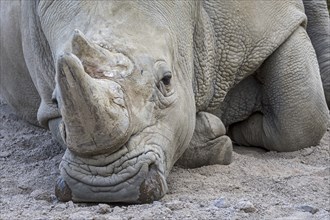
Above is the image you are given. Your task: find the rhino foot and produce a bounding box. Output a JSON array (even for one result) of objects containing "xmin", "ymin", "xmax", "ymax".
[{"xmin": 176, "ymin": 112, "xmax": 233, "ymax": 168}]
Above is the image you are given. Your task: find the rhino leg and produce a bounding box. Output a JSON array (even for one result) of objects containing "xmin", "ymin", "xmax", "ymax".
[
  {"xmin": 176, "ymin": 112, "xmax": 232, "ymax": 168},
  {"xmin": 229, "ymin": 27, "xmax": 329, "ymax": 152}
]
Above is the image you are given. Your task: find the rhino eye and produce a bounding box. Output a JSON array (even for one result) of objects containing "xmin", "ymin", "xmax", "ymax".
[
  {"xmin": 155, "ymin": 61, "xmax": 173, "ymax": 96},
  {"xmin": 155, "ymin": 61, "xmax": 172, "ymax": 86},
  {"xmin": 161, "ymin": 72, "xmax": 172, "ymax": 86}
]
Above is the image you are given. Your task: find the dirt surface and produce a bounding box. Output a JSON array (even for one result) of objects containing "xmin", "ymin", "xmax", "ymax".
[{"xmin": 0, "ymin": 98, "xmax": 329, "ymax": 220}]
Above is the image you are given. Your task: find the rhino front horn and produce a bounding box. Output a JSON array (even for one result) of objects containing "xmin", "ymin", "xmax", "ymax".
[{"xmin": 55, "ymin": 52, "xmax": 131, "ymax": 156}]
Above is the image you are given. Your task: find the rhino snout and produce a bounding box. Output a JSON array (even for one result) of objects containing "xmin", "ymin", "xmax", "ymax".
[
  {"xmin": 55, "ymin": 145, "xmax": 167, "ymax": 203},
  {"xmin": 55, "ymin": 164, "xmax": 167, "ymax": 204}
]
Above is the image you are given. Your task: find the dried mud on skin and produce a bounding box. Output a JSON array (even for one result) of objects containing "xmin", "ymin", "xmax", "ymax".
[{"xmin": 0, "ymin": 99, "xmax": 329, "ymax": 220}]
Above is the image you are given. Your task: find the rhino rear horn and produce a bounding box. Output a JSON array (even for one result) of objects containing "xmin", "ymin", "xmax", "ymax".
[
  {"xmin": 72, "ymin": 29, "xmax": 102, "ymax": 59},
  {"xmin": 71, "ymin": 29, "xmax": 134, "ymax": 79}
]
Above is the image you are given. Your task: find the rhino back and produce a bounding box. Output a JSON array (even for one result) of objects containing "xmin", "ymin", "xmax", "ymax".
[
  {"xmin": 0, "ymin": 1, "xmax": 40, "ymax": 125},
  {"xmin": 201, "ymin": 0, "xmax": 307, "ymax": 111}
]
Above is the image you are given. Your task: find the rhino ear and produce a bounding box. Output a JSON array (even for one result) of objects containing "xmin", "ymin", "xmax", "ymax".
[{"xmin": 193, "ymin": 7, "xmax": 216, "ymax": 111}]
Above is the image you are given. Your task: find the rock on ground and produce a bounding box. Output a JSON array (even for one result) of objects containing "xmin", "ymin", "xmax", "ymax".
[{"xmin": 0, "ymin": 98, "xmax": 329, "ymax": 220}]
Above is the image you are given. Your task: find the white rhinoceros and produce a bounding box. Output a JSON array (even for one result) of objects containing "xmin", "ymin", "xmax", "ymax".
[{"xmin": 0, "ymin": 1, "xmax": 329, "ymax": 203}]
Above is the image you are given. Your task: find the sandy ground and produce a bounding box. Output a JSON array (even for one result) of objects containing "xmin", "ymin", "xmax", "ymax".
[{"xmin": 0, "ymin": 98, "xmax": 329, "ymax": 220}]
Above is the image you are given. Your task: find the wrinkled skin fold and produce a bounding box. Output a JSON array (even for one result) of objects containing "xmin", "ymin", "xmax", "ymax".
[{"xmin": 0, "ymin": 0, "xmax": 329, "ymax": 203}]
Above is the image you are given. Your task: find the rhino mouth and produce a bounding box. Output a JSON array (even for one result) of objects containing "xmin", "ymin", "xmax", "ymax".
[{"xmin": 55, "ymin": 138, "xmax": 168, "ymax": 203}]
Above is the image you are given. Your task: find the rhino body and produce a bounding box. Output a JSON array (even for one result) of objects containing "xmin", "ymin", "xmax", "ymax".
[{"xmin": 0, "ymin": 1, "xmax": 329, "ymax": 203}]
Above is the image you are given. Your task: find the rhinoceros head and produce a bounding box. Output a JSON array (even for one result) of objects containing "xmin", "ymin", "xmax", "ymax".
[{"xmin": 41, "ymin": 1, "xmax": 197, "ymax": 203}]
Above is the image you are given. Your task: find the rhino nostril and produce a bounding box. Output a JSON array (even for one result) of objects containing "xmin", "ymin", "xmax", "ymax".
[
  {"xmin": 138, "ymin": 164, "xmax": 166, "ymax": 203},
  {"xmin": 52, "ymin": 98, "xmax": 58, "ymax": 108},
  {"xmin": 55, "ymin": 177, "xmax": 72, "ymax": 202}
]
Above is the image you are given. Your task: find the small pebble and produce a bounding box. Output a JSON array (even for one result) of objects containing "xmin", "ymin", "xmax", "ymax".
[
  {"xmin": 301, "ymin": 148, "xmax": 314, "ymax": 156},
  {"xmin": 152, "ymin": 201, "xmax": 162, "ymax": 206},
  {"xmin": 113, "ymin": 206, "xmax": 124, "ymax": 213},
  {"xmin": 164, "ymin": 200, "xmax": 186, "ymax": 211},
  {"xmin": 93, "ymin": 216, "xmax": 108, "ymax": 220},
  {"xmin": 235, "ymin": 199, "xmax": 257, "ymax": 213},
  {"xmin": 54, "ymin": 203, "xmax": 67, "ymax": 211},
  {"xmin": 67, "ymin": 201, "xmax": 75, "ymax": 209},
  {"xmin": 18, "ymin": 183, "xmax": 30, "ymax": 191},
  {"xmin": 97, "ymin": 203, "xmax": 111, "ymax": 214},
  {"xmin": 213, "ymin": 197, "xmax": 229, "ymax": 208},
  {"xmin": 30, "ymin": 190, "xmax": 51, "ymax": 202},
  {"xmin": 298, "ymin": 205, "xmax": 319, "ymax": 214},
  {"xmin": 141, "ymin": 212, "xmax": 154, "ymax": 220},
  {"xmin": 0, "ymin": 151, "xmax": 11, "ymax": 158},
  {"xmin": 69, "ymin": 211, "xmax": 92, "ymax": 220}
]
